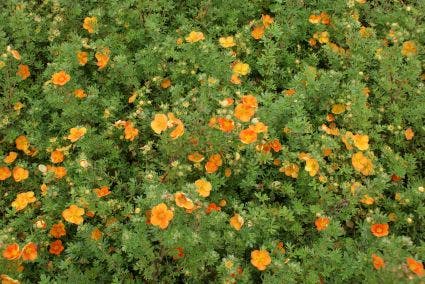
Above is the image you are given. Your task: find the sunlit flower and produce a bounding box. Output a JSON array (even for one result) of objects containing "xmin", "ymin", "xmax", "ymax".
[
  {"xmin": 174, "ymin": 192, "xmax": 195, "ymax": 210},
  {"xmin": 315, "ymin": 217, "xmax": 330, "ymax": 231},
  {"xmin": 372, "ymin": 254, "xmax": 385, "ymax": 270},
  {"xmin": 83, "ymin": 16, "xmax": 97, "ymax": 33},
  {"xmin": 150, "ymin": 203, "xmax": 174, "ymax": 229},
  {"xmin": 352, "ymin": 152, "xmax": 373, "ymax": 176},
  {"xmin": 401, "ymin": 40, "xmax": 417, "ymax": 57},
  {"xmin": 62, "ymin": 205, "xmax": 85, "ymax": 225},
  {"xmin": 12, "ymin": 167, "xmax": 29, "ymax": 182},
  {"xmin": 2, "ymin": 243, "xmax": 20, "ymax": 260},
  {"xmin": 21, "ymin": 242, "xmax": 37, "ymax": 261},
  {"xmin": 230, "ymin": 213, "xmax": 244, "ymax": 231},
  {"xmin": 4, "ymin": 152, "xmax": 18, "ymax": 164},
  {"xmin": 406, "ymin": 257, "xmax": 424, "ymax": 277},
  {"xmin": 95, "ymin": 186, "xmax": 111, "ymax": 198},
  {"xmin": 251, "ymin": 25, "xmax": 265, "ymax": 40},
  {"xmin": 49, "ymin": 240, "xmax": 64, "ymax": 256},
  {"xmin": 185, "ymin": 31, "xmax": 205, "ymax": 43},
  {"xmin": 51, "ymin": 71, "xmax": 71, "ymax": 86},
  {"xmin": 370, "ymin": 223, "xmax": 389, "ymax": 237},
  {"xmin": 250, "ymin": 249, "xmax": 271, "ymax": 271},
  {"xmin": 67, "ymin": 127, "xmax": 87, "ymax": 142},
  {"xmin": 77, "ymin": 51, "xmax": 88, "ymax": 65},
  {"xmin": 195, "ymin": 178, "xmax": 212, "ymax": 197},
  {"xmin": 0, "ymin": 166, "xmax": 12, "ymax": 181},
  {"xmin": 16, "ymin": 64, "xmax": 30, "ymax": 80},
  {"xmin": 219, "ymin": 36, "xmax": 236, "ymax": 48},
  {"xmin": 49, "ymin": 222, "xmax": 66, "ymax": 238}
]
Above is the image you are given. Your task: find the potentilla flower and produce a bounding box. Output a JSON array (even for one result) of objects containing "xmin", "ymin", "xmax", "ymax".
[
  {"xmin": 67, "ymin": 127, "xmax": 87, "ymax": 142},
  {"xmin": 195, "ymin": 178, "xmax": 212, "ymax": 197},
  {"xmin": 2, "ymin": 243, "xmax": 20, "ymax": 260},
  {"xmin": 219, "ymin": 36, "xmax": 236, "ymax": 48},
  {"xmin": 0, "ymin": 166, "xmax": 12, "ymax": 181},
  {"xmin": 150, "ymin": 203, "xmax": 174, "ymax": 229},
  {"xmin": 372, "ymin": 254, "xmax": 385, "ymax": 270},
  {"xmin": 185, "ymin": 31, "xmax": 205, "ymax": 43},
  {"xmin": 16, "ymin": 64, "xmax": 30, "ymax": 80},
  {"xmin": 21, "ymin": 242, "xmax": 37, "ymax": 261},
  {"xmin": 315, "ymin": 217, "xmax": 330, "ymax": 231},
  {"xmin": 51, "ymin": 71, "xmax": 71, "ymax": 86},
  {"xmin": 370, "ymin": 223, "xmax": 389, "ymax": 237},
  {"xmin": 49, "ymin": 240, "xmax": 64, "ymax": 256},
  {"xmin": 49, "ymin": 222, "xmax": 66, "ymax": 238},
  {"xmin": 250, "ymin": 249, "xmax": 271, "ymax": 271},
  {"xmin": 62, "ymin": 205, "xmax": 85, "ymax": 225},
  {"xmin": 406, "ymin": 257, "xmax": 424, "ymax": 277},
  {"xmin": 11, "ymin": 191, "xmax": 36, "ymax": 211},
  {"xmin": 230, "ymin": 213, "xmax": 244, "ymax": 231},
  {"xmin": 83, "ymin": 16, "xmax": 97, "ymax": 33}
]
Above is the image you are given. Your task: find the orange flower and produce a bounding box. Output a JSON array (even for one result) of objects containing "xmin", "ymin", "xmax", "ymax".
[
  {"xmin": 124, "ymin": 121, "xmax": 139, "ymax": 141},
  {"xmin": 250, "ymin": 249, "xmax": 271, "ymax": 271},
  {"xmin": 352, "ymin": 152, "xmax": 373, "ymax": 176},
  {"xmin": 67, "ymin": 127, "xmax": 87, "ymax": 142},
  {"xmin": 372, "ymin": 254, "xmax": 385, "ymax": 270},
  {"xmin": 360, "ymin": 195, "xmax": 375, "ymax": 205},
  {"xmin": 205, "ymin": 161, "xmax": 218, "ymax": 174},
  {"xmin": 0, "ymin": 274, "xmax": 20, "ymax": 284},
  {"xmin": 305, "ymin": 158, "xmax": 319, "ymax": 177},
  {"xmin": 151, "ymin": 114, "xmax": 168, "ymax": 134},
  {"xmin": 21, "ymin": 242, "xmax": 37, "ymax": 261},
  {"xmin": 4, "ymin": 152, "xmax": 18, "ymax": 164},
  {"xmin": 205, "ymin": 202, "xmax": 221, "ymax": 214},
  {"xmin": 185, "ymin": 31, "xmax": 205, "ymax": 43},
  {"xmin": 51, "ymin": 149, "xmax": 64, "ymax": 164},
  {"xmin": 195, "ymin": 178, "xmax": 212, "ymax": 197},
  {"xmin": 219, "ymin": 36, "xmax": 236, "ymax": 48},
  {"xmin": 353, "ymin": 134, "xmax": 369, "ymax": 151},
  {"xmin": 83, "ymin": 16, "xmax": 97, "ymax": 33},
  {"xmin": 405, "ymin": 127, "xmax": 414, "ymax": 140},
  {"xmin": 49, "ymin": 222, "xmax": 66, "ymax": 238},
  {"xmin": 315, "ymin": 217, "xmax": 330, "ymax": 231},
  {"xmin": 49, "ymin": 240, "xmax": 64, "ymax": 256},
  {"xmin": 370, "ymin": 223, "xmax": 389, "ymax": 237},
  {"xmin": 12, "ymin": 166, "xmax": 29, "ymax": 182},
  {"xmin": 284, "ymin": 89, "xmax": 296, "ymax": 96},
  {"xmin": 77, "ymin": 51, "xmax": 88, "ymax": 66},
  {"xmin": 167, "ymin": 113, "xmax": 185, "ymax": 139},
  {"xmin": 239, "ymin": 128, "xmax": 257, "ymax": 144},
  {"xmin": 205, "ymin": 154, "xmax": 222, "ymax": 174},
  {"xmin": 95, "ymin": 186, "xmax": 111, "ymax": 198},
  {"xmin": 406, "ymin": 257, "xmax": 424, "ymax": 277},
  {"xmin": 91, "ymin": 228, "xmax": 103, "ymax": 241},
  {"xmin": 188, "ymin": 152, "xmax": 204, "ymax": 163},
  {"xmin": 234, "ymin": 103, "xmax": 255, "ymax": 122},
  {"xmin": 249, "ymin": 122, "xmax": 268, "ymax": 133},
  {"xmin": 230, "ymin": 213, "xmax": 244, "ymax": 231},
  {"xmin": 11, "ymin": 191, "xmax": 36, "ymax": 211},
  {"xmin": 0, "ymin": 167, "xmax": 12, "ymax": 181},
  {"xmin": 51, "ymin": 71, "xmax": 71, "ymax": 86},
  {"xmin": 74, "ymin": 88, "xmax": 87, "ymax": 99},
  {"xmin": 251, "ymin": 25, "xmax": 265, "ymax": 40},
  {"xmin": 15, "ymin": 135, "xmax": 30, "ymax": 153},
  {"xmin": 160, "ymin": 78, "xmax": 171, "ymax": 89},
  {"xmin": 51, "ymin": 166, "xmax": 67, "ymax": 179},
  {"xmin": 150, "ymin": 203, "xmax": 174, "ymax": 229},
  {"xmin": 95, "ymin": 48, "xmax": 110, "ymax": 70},
  {"xmin": 16, "ymin": 64, "xmax": 30, "ymax": 80},
  {"xmin": 401, "ymin": 41, "xmax": 417, "ymax": 57},
  {"xmin": 230, "ymin": 73, "xmax": 241, "ymax": 85},
  {"xmin": 320, "ymin": 12, "xmax": 331, "ymax": 25},
  {"xmin": 279, "ymin": 163, "xmax": 299, "ymax": 179},
  {"xmin": 308, "ymin": 14, "xmax": 321, "ymax": 24},
  {"xmin": 62, "ymin": 205, "xmax": 85, "ymax": 225},
  {"xmin": 174, "ymin": 192, "xmax": 195, "ymax": 210},
  {"xmin": 2, "ymin": 243, "xmax": 20, "ymax": 260},
  {"xmin": 342, "ymin": 131, "xmax": 354, "ymax": 150},
  {"xmin": 232, "ymin": 62, "xmax": 250, "ymax": 76},
  {"xmin": 217, "ymin": 117, "xmax": 235, "ymax": 133},
  {"xmin": 269, "ymin": 139, "xmax": 282, "ymax": 152},
  {"xmin": 262, "ymin": 14, "xmax": 274, "ymax": 28}
]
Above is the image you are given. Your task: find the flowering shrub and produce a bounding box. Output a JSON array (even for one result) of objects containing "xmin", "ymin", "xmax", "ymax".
[{"xmin": 0, "ymin": 0, "xmax": 424, "ymax": 283}]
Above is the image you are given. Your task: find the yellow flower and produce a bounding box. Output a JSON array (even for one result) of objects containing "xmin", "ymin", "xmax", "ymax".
[
  {"xmin": 83, "ymin": 16, "xmax": 97, "ymax": 33},
  {"xmin": 305, "ymin": 158, "xmax": 319, "ymax": 176},
  {"xmin": 232, "ymin": 62, "xmax": 250, "ymax": 76},
  {"xmin": 331, "ymin": 103, "xmax": 346, "ymax": 114},
  {"xmin": 230, "ymin": 213, "xmax": 244, "ymax": 230},
  {"xmin": 352, "ymin": 152, "xmax": 373, "ymax": 176},
  {"xmin": 11, "ymin": 191, "xmax": 36, "ymax": 211},
  {"xmin": 219, "ymin": 36, "xmax": 236, "ymax": 48},
  {"xmin": 185, "ymin": 31, "xmax": 205, "ymax": 43},
  {"xmin": 62, "ymin": 205, "xmax": 85, "ymax": 225},
  {"xmin": 353, "ymin": 134, "xmax": 369, "ymax": 151},
  {"xmin": 195, "ymin": 178, "xmax": 212, "ymax": 197},
  {"xmin": 401, "ymin": 40, "xmax": 417, "ymax": 57}
]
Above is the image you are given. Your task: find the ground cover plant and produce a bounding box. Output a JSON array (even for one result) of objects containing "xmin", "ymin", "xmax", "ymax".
[{"xmin": 0, "ymin": 0, "xmax": 424, "ymax": 283}]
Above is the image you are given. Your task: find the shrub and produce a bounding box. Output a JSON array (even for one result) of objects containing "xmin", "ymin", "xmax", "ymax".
[{"xmin": 0, "ymin": 0, "xmax": 424, "ymax": 283}]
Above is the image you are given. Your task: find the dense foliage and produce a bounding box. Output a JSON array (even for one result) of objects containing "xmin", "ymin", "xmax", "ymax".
[{"xmin": 0, "ymin": 0, "xmax": 424, "ymax": 283}]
